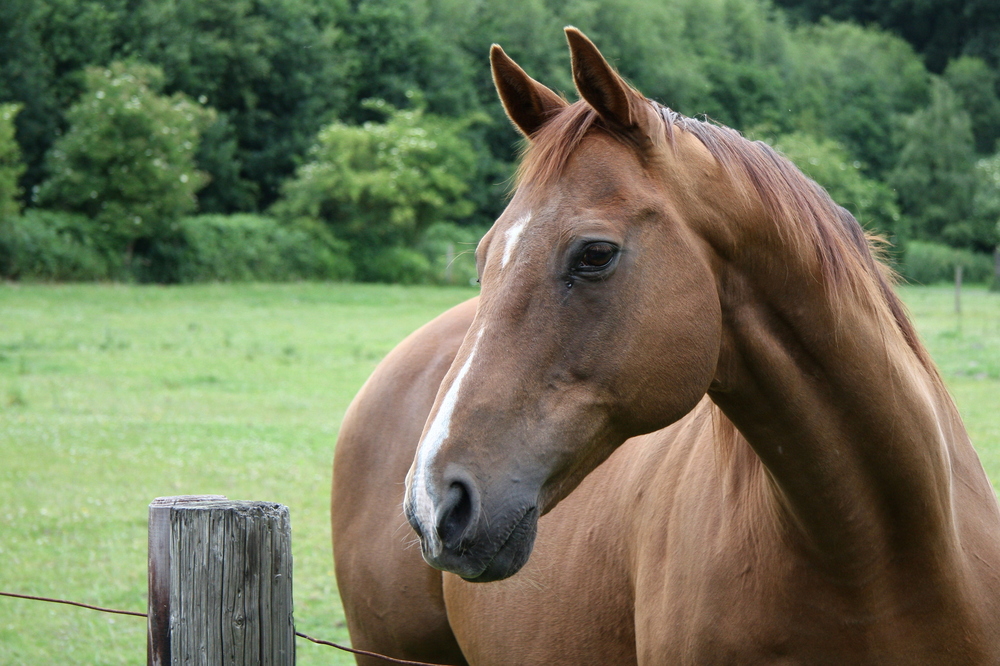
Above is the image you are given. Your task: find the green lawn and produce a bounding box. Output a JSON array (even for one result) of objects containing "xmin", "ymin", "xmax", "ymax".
[
  {"xmin": 0, "ymin": 283, "xmax": 477, "ymax": 666},
  {"xmin": 0, "ymin": 282, "xmax": 997, "ymax": 665}
]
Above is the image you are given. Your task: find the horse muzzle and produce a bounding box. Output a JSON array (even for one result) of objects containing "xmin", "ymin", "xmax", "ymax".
[{"xmin": 404, "ymin": 470, "xmax": 539, "ymax": 582}]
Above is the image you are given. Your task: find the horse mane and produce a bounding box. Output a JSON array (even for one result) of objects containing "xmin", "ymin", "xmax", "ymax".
[
  {"xmin": 517, "ymin": 98, "xmax": 937, "ymax": 378},
  {"xmin": 516, "ymin": 97, "xmax": 946, "ymax": 466}
]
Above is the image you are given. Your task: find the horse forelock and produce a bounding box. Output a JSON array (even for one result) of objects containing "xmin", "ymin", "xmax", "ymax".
[
  {"xmin": 514, "ymin": 101, "xmax": 600, "ymax": 190},
  {"xmin": 514, "ymin": 96, "xmax": 942, "ymax": 388}
]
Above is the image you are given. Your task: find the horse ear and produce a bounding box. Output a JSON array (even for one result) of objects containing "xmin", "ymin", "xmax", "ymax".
[
  {"xmin": 491, "ymin": 44, "xmax": 567, "ymax": 139},
  {"xmin": 565, "ymin": 27, "xmax": 643, "ymax": 131}
]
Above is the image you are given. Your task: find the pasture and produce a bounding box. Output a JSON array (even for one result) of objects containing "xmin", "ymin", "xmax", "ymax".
[{"xmin": 0, "ymin": 282, "xmax": 997, "ymax": 665}]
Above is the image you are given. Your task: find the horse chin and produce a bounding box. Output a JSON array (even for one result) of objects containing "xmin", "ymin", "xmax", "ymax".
[{"xmin": 461, "ymin": 506, "xmax": 539, "ymax": 583}]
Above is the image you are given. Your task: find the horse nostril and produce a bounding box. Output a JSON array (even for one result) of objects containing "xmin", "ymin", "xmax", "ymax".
[{"xmin": 436, "ymin": 475, "xmax": 479, "ymax": 550}]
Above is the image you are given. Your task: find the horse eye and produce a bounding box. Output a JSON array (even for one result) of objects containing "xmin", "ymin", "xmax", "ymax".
[{"xmin": 579, "ymin": 243, "xmax": 616, "ymax": 269}]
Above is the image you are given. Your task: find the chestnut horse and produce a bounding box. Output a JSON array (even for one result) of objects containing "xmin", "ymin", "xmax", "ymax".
[{"xmin": 332, "ymin": 29, "xmax": 1000, "ymax": 665}]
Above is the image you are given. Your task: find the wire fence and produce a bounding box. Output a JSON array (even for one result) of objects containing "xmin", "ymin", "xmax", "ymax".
[{"xmin": 1, "ymin": 589, "xmax": 444, "ymax": 666}]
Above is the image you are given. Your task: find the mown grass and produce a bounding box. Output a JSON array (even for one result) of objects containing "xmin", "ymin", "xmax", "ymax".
[
  {"xmin": 0, "ymin": 282, "xmax": 997, "ymax": 665},
  {"xmin": 0, "ymin": 282, "xmax": 476, "ymax": 666}
]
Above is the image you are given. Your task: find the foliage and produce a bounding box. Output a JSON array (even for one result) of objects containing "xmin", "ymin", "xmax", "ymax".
[
  {"xmin": 121, "ymin": 0, "xmax": 354, "ymax": 209},
  {"xmin": 762, "ymin": 129, "xmax": 902, "ymax": 240},
  {"xmin": 359, "ymin": 246, "xmax": 433, "ymax": 285},
  {"xmin": 784, "ymin": 20, "xmax": 930, "ymax": 177},
  {"xmin": 0, "ymin": 209, "xmax": 116, "ymax": 280},
  {"xmin": 0, "ymin": 208, "xmax": 351, "ymax": 284},
  {"xmin": 0, "ymin": 0, "xmax": 355, "ymax": 212},
  {"xmin": 0, "ymin": 0, "xmax": 126, "ymax": 195},
  {"xmin": 193, "ymin": 116, "xmax": 259, "ymax": 214},
  {"xmin": 900, "ymin": 240, "xmax": 994, "ymax": 285},
  {"xmin": 0, "ymin": 0, "xmax": 997, "ymax": 283},
  {"xmin": 972, "ymin": 153, "xmax": 1000, "ymax": 251},
  {"xmin": 274, "ymin": 101, "xmax": 479, "ymax": 282},
  {"xmin": 35, "ymin": 62, "xmax": 214, "ymax": 256},
  {"xmin": 771, "ymin": 0, "xmax": 1000, "ymax": 73},
  {"xmin": 340, "ymin": 0, "xmax": 477, "ymax": 122},
  {"xmin": 0, "ymin": 104, "xmax": 26, "ymax": 219},
  {"xmin": 142, "ymin": 214, "xmax": 353, "ymax": 283},
  {"xmin": 944, "ymin": 57, "xmax": 1000, "ymax": 155},
  {"xmin": 889, "ymin": 79, "xmax": 980, "ymax": 249}
]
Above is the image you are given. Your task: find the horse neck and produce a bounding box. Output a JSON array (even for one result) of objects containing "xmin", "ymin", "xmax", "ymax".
[{"xmin": 702, "ymin": 206, "xmax": 975, "ymax": 578}]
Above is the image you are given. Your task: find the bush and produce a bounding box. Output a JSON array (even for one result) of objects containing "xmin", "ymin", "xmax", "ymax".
[
  {"xmin": 35, "ymin": 62, "xmax": 214, "ymax": 256},
  {"xmin": 0, "ymin": 210, "xmax": 117, "ymax": 280},
  {"xmin": 140, "ymin": 214, "xmax": 352, "ymax": 283},
  {"xmin": 901, "ymin": 240, "xmax": 994, "ymax": 284},
  {"xmin": 273, "ymin": 101, "xmax": 482, "ymax": 282},
  {"xmin": 0, "ymin": 103, "xmax": 25, "ymax": 219},
  {"xmin": 357, "ymin": 245, "xmax": 432, "ymax": 284}
]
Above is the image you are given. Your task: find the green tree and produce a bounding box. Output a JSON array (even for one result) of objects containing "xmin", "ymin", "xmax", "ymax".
[
  {"xmin": 972, "ymin": 152, "xmax": 1000, "ymax": 251},
  {"xmin": 452, "ymin": 0, "xmax": 567, "ymax": 223},
  {"xmin": 341, "ymin": 0, "xmax": 477, "ymax": 122},
  {"xmin": 122, "ymin": 0, "xmax": 354, "ymax": 210},
  {"xmin": 0, "ymin": 0, "xmax": 126, "ymax": 198},
  {"xmin": 193, "ymin": 116, "xmax": 259, "ymax": 214},
  {"xmin": 771, "ymin": 0, "xmax": 1000, "ymax": 73},
  {"xmin": 274, "ymin": 101, "xmax": 479, "ymax": 281},
  {"xmin": 36, "ymin": 62, "xmax": 214, "ymax": 257},
  {"xmin": 889, "ymin": 79, "xmax": 979, "ymax": 249},
  {"xmin": 943, "ymin": 57, "xmax": 1000, "ymax": 155},
  {"xmin": 785, "ymin": 20, "xmax": 930, "ymax": 177},
  {"xmin": 0, "ymin": 104, "xmax": 25, "ymax": 219}
]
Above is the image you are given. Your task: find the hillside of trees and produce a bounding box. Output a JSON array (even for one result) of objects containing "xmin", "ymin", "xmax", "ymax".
[{"xmin": 1, "ymin": 0, "xmax": 998, "ymax": 284}]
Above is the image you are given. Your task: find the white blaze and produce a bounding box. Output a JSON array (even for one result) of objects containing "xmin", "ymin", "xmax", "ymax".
[
  {"xmin": 411, "ymin": 328, "xmax": 484, "ymax": 555},
  {"xmin": 501, "ymin": 214, "xmax": 531, "ymax": 269}
]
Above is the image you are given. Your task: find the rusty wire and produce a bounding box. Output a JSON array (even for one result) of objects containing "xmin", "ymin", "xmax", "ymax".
[
  {"xmin": 0, "ymin": 590, "xmax": 147, "ymax": 618},
  {"xmin": 1, "ymin": 590, "xmax": 448, "ymax": 666}
]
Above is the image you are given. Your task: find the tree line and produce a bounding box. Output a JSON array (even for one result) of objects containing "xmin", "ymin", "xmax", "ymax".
[{"xmin": 0, "ymin": 0, "xmax": 998, "ymax": 283}]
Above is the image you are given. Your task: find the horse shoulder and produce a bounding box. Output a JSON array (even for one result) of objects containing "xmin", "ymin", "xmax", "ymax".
[{"xmin": 332, "ymin": 297, "xmax": 477, "ymax": 665}]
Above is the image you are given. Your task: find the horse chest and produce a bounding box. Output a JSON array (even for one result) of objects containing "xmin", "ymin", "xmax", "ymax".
[{"xmin": 633, "ymin": 542, "xmax": 998, "ymax": 665}]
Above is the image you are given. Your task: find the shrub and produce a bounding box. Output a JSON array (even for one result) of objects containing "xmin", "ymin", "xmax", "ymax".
[
  {"xmin": 275, "ymin": 102, "xmax": 478, "ymax": 246},
  {"xmin": 273, "ymin": 101, "xmax": 482, "ymax": 282},
  {"xmin": 0, "ymin": 103, "xmax": 25, "ymax": 219},
  {"xmin": 0, "ymin": 209, "xmax": 117, "ymax": 280},
  {"xmin": 901, "ymin": 240, "xmax": 994, "ymax": 285},
  {"xmin": 141, "ymin": 214, "xmax": 352, "ymax": 283},
  {"xmin": 35, "ymin": 62, "xmax": 214, "ymax": 257},
  {"xmin": 357, "ymin": 245, "xmax": 432, "ymax": 284}
]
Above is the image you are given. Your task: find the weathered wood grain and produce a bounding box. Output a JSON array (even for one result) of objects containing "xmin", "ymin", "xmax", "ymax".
[{"xmin": 147, "ymin": 496, "xmax": 294, "ymax": 666}]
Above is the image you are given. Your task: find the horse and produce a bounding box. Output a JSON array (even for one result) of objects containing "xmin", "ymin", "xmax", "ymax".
[{"xmin": 331, "ymin": 28, "xmax": 1000, "ymax": 665}]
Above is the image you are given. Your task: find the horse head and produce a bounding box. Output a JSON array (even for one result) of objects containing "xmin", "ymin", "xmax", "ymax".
[{"xmin": 403, "ymin": 29, "xmax": 738, "ymax": 582}]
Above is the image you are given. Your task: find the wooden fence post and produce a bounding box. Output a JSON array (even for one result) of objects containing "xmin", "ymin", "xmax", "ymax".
[{"xmin": 148, "ymin": 496, "xmax": 294, "ymax": 666}]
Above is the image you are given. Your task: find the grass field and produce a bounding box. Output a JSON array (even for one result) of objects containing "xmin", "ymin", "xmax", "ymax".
[{"xmin": 0, "ymin": 282, "xmax": 997, "ymax": 665}]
